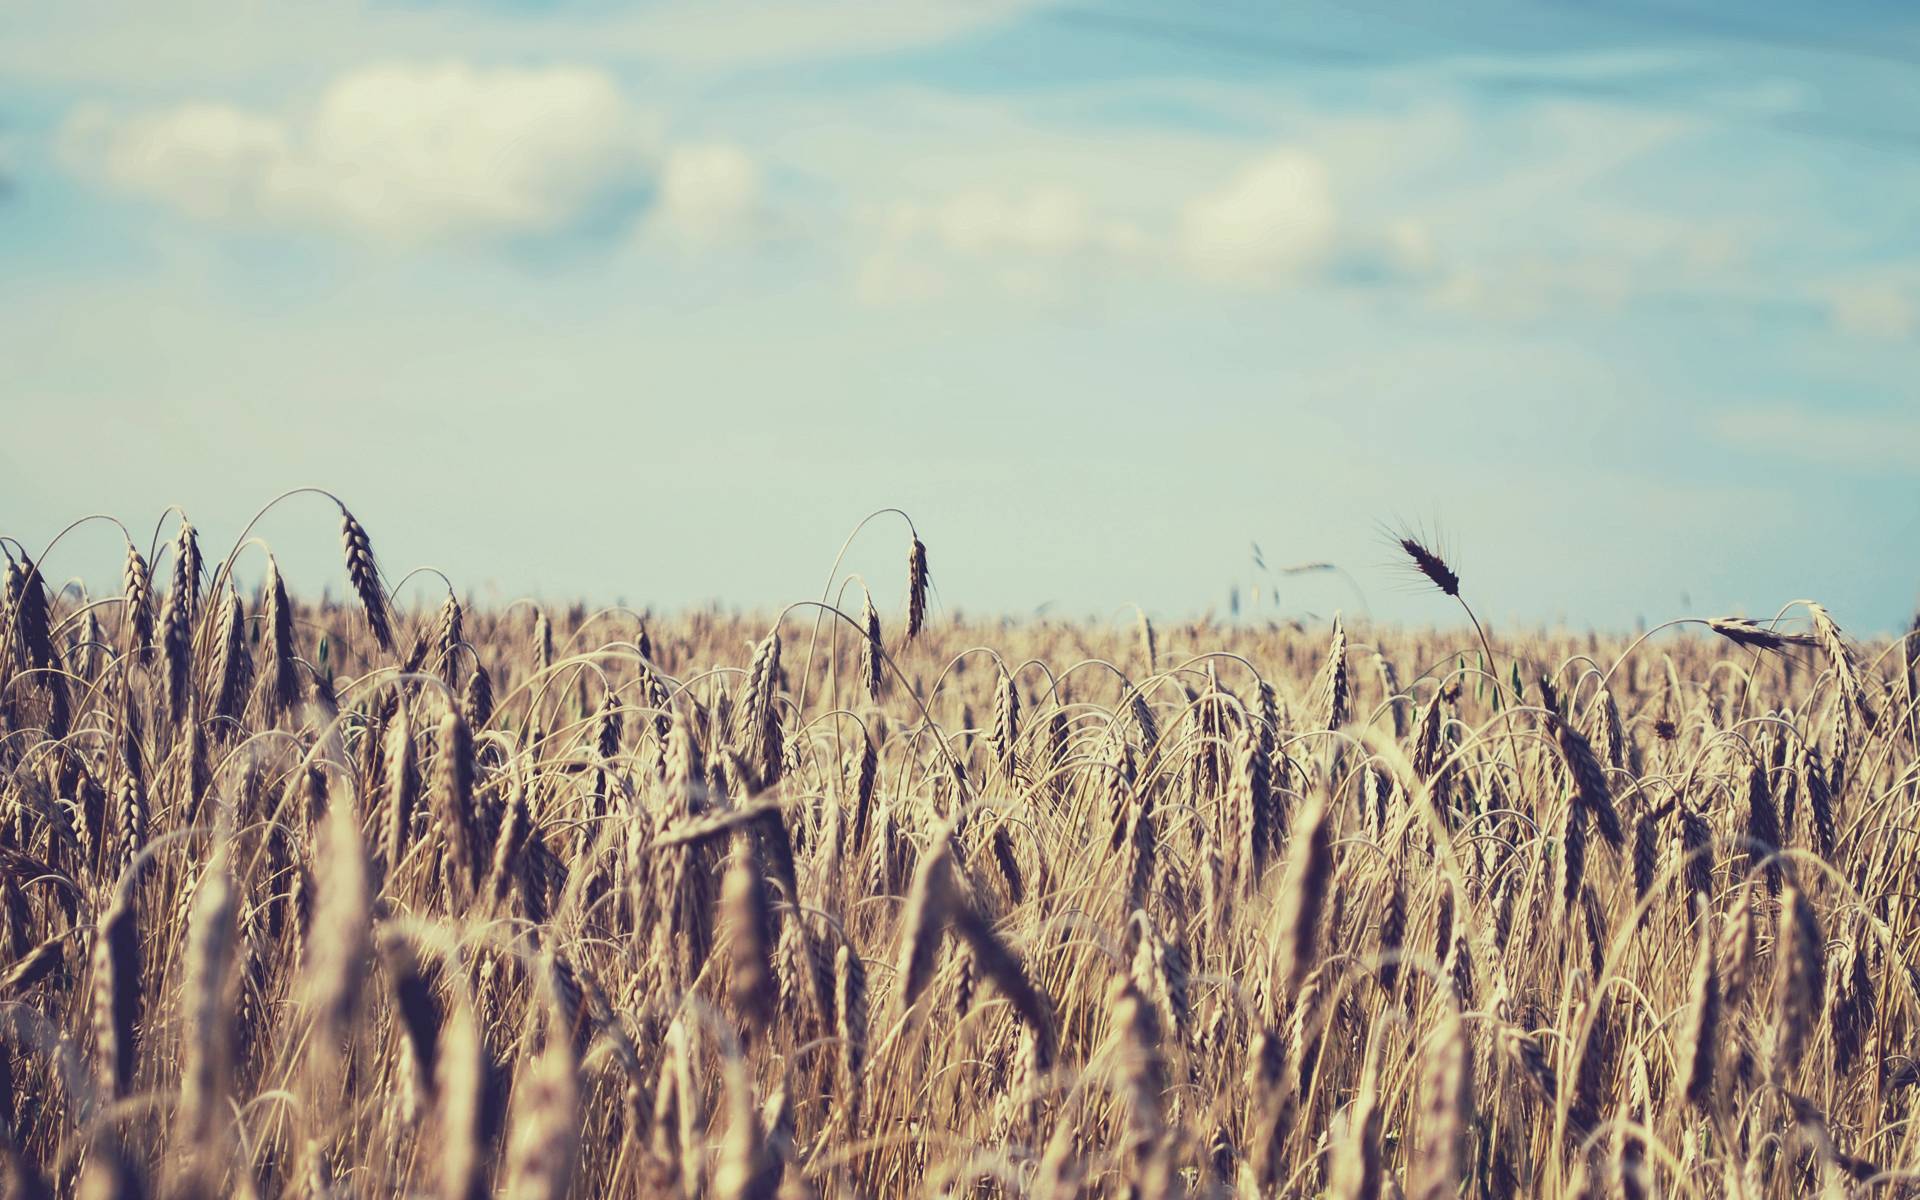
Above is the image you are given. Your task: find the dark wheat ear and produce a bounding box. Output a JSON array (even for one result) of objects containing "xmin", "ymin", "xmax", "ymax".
[
  {"xmin": 173, "ymin": 519, "xmax": 203, "ymax": 624},
  {"xmin": 0, "ymin": 931, "xmax": 65, "ymax": 996},
  {"xmin": 1773, "ymin": 883, "xmax": 1825, "ymax": 1079},
  {"xmin": 4, "ymin": 556, "xmax": 56, "ymax": 672},
  {"xmin": 721, "ymin": 829, "xmax": 778, "ymax": 1037},
  {"xmin": 262, "ymin": 554, "xmax": 300, "ymax": 718},
  {"xmin": 207, "ymin": 581, "xmax": 250, "ymax": 721},
  {"xmin": 990, "ymin": 663, "xmax": 1020, "ymax": 774},
  {"xmin": 339, "ymin": 505, "xmax": 394, "ymax": 651},
  {"xmin": 860, "ymin": 585, "xmax": 885, "ymax": 703},
  {"xmin": 894, "ymin": 829, "xmax": 956, "ymax": 1013},
  {"xmin": 462, "ymin": 660, "xmax": 495, "ymax": 729},
  {"xmin": 834, "ymin": 939, "xmax": 868, "ymax": 1130},
  {"xmin": 952, "ymin": 901, "xmax": 1056, "ymax": 1068},
  {"xmin": 1707, "ymin": 617, "xmax": 1814, "ymax": 651},
  {"xmin": 906, "ymin": 533, "xmax": 929, "ymax": 640},
  {"xmin": 1317, "ymin": 616, "xmax": 1349, "ymax": 731},
  {"xmin": 376, "ymin": 922, "xmax": 443, "ymax": 1123},
  {"xmin": 1275, "ymin": 793, "xmax": 1333, "ymax": 992},
  {"xmin": 1552, "ymin": 701, "xmax": 1625, "ymax": 850},
  {"xmin": 1396, "ymin": 533, "xmax": 1459, "ymax": 597},
  {"xmin": 92, "ymin": 876, "xmax": 141, "ymax": 1100},
  {"xmin": 160, "ymin": 577, "xmax": 193, "ymax": 728},
  {"xmin": 433, "ymin": 591, "xmax": 464, "ymax": 667}
]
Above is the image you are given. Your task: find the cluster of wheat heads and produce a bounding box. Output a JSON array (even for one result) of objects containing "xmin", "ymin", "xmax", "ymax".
[{"xmin": 1, "ymin": 498, "xmax": 1918, "ymax": 1199}]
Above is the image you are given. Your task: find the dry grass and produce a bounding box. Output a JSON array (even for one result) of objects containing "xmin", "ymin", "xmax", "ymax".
[{"xmin": 0, "ymin": 501, "xmax": 1917, "ymax": 1197}]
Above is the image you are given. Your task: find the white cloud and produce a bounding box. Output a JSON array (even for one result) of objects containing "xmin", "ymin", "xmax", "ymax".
[
  {"xmin": 61, "ymin": 61, "xmax": 652, "ymax": 242},
  {"xmin": 802, "ymin": 87, "xmax": 1764, "ymax": 316},
  {"xmin": 652, "ymin": 143, "xmax": 762, "ymax": 244},
  {"xmin": 855, "ymin": 151, "xmax": 1364, "ymax": 305},
  {"xmin": 1825, "ymin": 281, "xmax": 1915, "ymax": 341},
  {"xmin": 1179, "ymin": 151, "xmax": 1337, "ymax": 285}
]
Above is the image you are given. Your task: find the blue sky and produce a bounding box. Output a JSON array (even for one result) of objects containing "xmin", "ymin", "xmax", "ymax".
[{"xmin": 2, "ymin": 0, "xmax": 1917, "ymax": 632}]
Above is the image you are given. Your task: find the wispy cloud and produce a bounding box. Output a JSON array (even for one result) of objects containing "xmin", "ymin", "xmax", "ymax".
[
  {"xmin": 3, "ymin": 0, "xmax": 1058, "ymax": 86},
  {"xmin": 1823, "ymin": 278, "xmax": 1917, "ymax": 341},
  {"xmin": 1714, "ymin": 404, "xmax": 1920, "ymax": 472},
  {"xmin": 856, "ymin": 184, "xmax": 1150, "ymax": 304}
]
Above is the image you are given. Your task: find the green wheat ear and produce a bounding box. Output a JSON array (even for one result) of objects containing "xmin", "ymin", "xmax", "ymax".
[{"xmin": 317, "ymin": 634, "xmax": 330, "ymax": 672}]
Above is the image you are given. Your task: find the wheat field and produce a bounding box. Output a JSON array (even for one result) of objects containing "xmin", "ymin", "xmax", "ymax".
[{"xmin": 0, "ymin": 496, "xmax": 1916, "ymax": 1199}]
